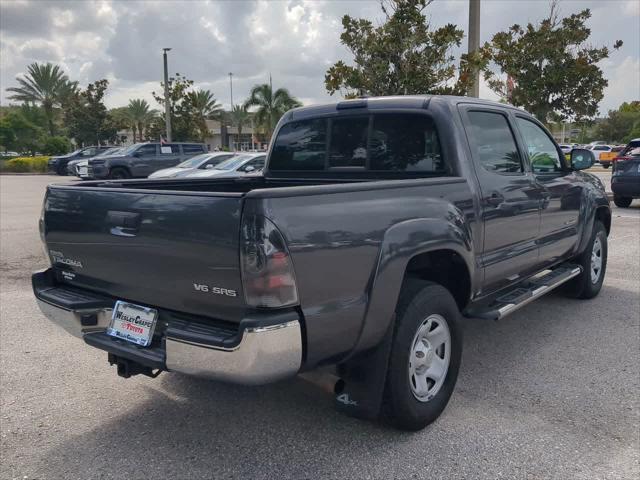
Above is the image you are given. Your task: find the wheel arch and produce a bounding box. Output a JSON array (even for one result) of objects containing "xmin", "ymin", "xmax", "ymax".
[{"xmin": 349, "ymin": 216, "xmax": 476, "ymax": 357}]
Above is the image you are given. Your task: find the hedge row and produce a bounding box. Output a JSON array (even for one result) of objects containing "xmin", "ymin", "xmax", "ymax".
[{"xmin": 0, "ymin": 156, "xmax": 50, "ymax": 173}]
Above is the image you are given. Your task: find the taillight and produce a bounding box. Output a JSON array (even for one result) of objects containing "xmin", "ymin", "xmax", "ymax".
[{"xmin": 240, "ymin": 215, "xmax": 299, "ymax": 308}]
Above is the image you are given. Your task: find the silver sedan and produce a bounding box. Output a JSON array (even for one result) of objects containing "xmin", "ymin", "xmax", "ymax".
[{"xmin": 148, "ymin": 152, "xmax": 236, "ymax": 179}]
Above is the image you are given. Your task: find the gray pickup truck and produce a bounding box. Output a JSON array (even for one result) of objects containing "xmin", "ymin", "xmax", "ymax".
[
  {"xmin": 33, "ymin": 96, "xmax": 610, "ymax": 430},
  {"xmin": 86, "ymin": 142, "xmax": 208, "ymax": 179}
]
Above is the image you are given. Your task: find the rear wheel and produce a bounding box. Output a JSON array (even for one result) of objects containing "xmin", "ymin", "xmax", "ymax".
[
  {"xmin": 383, "ymin": 280, "xmax": 462, "ymax": 431},
  {"xmin": 602, "ymin": 163, "xmax": 610, "ymax": 169},
  {"xmin": 109, "ymin": 167, "xmax": 131, "ymax": 180},
  {"xmin": 613, "ymin": 195, "xmax": 632, "ymax": 208},
  {"xmin": 563, "ymin": 220, "xmax": 607, "ymax": 299}
]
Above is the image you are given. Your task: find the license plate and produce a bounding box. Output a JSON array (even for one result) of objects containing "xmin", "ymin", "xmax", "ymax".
[
  {"xmin": 107, "ymin": 301, "xmax": 158, "ymax": 347},
  {"xmin": 78, "ymin": 166, "xmax": 88, "ymax": 176}
]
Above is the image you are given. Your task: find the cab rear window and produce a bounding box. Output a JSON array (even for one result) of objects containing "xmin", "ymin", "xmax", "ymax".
[{"xmin": 269, "ymin": 113, "xmax": 445, "ymax": 173}]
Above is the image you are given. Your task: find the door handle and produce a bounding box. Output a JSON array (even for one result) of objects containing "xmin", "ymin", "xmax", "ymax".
[
  {"xmin": 486, "ymin": 192, "xmax": 504, "ymax": 206},
  {"xmin": 107, "ymin": 211, "xmax": 140, "ymax": 237}
]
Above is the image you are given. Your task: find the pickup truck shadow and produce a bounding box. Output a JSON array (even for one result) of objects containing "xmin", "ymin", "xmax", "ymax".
[{"xmin": 38, "ymin": 285, "xmax": 637, "ymax": 479}]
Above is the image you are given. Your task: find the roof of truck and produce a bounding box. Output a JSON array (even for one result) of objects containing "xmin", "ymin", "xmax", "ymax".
[{"xmin": 287, "ymin": 95, "xmax": 524, "ymax": 121}]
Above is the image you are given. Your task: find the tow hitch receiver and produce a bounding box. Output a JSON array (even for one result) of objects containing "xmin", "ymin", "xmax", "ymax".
[{"xmin": 108, "ymin": 353, "xmax": 162, "ymax": 379}]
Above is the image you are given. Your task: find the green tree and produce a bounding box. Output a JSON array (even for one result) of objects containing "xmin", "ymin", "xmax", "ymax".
[
  {"xmin": 0, "ymin": 110, "xmax": 44, "ymax": 155},
  {"xmin": 42, "ymin": 136, "xmax": 72, "ymax": 155},
  {"xmin": 151, "ymin": 73, "xmax": 199, "ymax": 141},
  {"xmin": 595, "ymin": 103, "xmax": 640, "ymax": 143},
  {"xmin": 5, "ymin": 62, "xmax": 77, "ymax": 136},
  {"xmin": 324, "ymin": 0, "xmax": 484, "ymax": 98},
  {"xmin": 245, "ymin": 83, "xmax": 301, "ymax": 141},
  {"xmin": 64, "ymin": 79, "xmax": 115, "ymax": 145},
  {"xmin": 230, "ymin": 104, "xmax": 250, "ymax": 148},
  {"xmin": 125, "ymin": 99, "xmax": 157, "ymax": 142},
  {"xmin": 185, "ymin": 90, "xmax": 222, "ymax": 142},
  {"xmin": 485, "ymin": 2, "xmax": 623, "ymax": 122}
]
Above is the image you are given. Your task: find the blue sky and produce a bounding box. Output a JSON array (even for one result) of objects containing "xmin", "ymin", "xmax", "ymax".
[{"xmin": 1, "ymin": 0, "xmax": 638, "ymax": 116}]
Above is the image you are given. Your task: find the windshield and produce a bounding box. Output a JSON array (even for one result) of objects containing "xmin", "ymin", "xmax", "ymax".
[
  {"xmin": 214, "ymin": 154, "xmax": 254, "ymax": 171},
  {"xmin": 177, "ymin": 154, "xmax": 213, "ymax": 168},
  {"xmin": 94, "ymin": 147, "xmax": 123, "ymax": 158}
]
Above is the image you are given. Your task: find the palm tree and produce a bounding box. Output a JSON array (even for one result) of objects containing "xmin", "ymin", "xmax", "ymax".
[
  {"xmin": 6, "ymin": 62, "xmax": 77, "ymax": 135},
  {"xmin": 231, "ymin": 104, "xmax": 250, "ymax": 150},
  {"xmin": 186, "ymin": 89, "xmax": 222, "ymax": 142},
  {"xmin": 126, "ymin": 99, "xmax": 157, "ymax": 142},
  {"xmin": 244, "ymin": 82, "xmax": 301, "ymax": 141}
]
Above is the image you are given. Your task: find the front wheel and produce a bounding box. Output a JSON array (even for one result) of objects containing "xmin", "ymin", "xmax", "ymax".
[
  {"xmin": 383, "ymin": 280, "xmax": 463, "ymax": 431},
  {"xmin": 613, "ymin": 195, "xmax": 632, "ymax": 208},
  {"xmin": 563, "ymin": 220, "xmax": 607, "ymax": 299},
  {"xmin": 108, "ymin": 167, "xmax": 131, "ymax": 180}
]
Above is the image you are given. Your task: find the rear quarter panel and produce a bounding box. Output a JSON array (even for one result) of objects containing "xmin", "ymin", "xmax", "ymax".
[{"xmin": 246, "ymin": 178, "xmax": 478, "ymax": 367}]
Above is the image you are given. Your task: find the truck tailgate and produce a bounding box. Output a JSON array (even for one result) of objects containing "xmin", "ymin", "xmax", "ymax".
[{"xmin": 42, "ymin": 186, "xmax": 245, "ymax": 323}]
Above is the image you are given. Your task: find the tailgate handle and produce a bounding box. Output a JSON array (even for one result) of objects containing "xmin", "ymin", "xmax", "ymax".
[{"xmin": 107, "ymin": 211, "xmax": 140, "ymax": 237}]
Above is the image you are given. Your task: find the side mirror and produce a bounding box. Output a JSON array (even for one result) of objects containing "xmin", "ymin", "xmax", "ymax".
[
  {"xmin": 570, "ymin": 149, "xmax": 593, "ymax": 170},
  {"xmin": 244, "ymin": 166, "xmax": 255, "ymax": 173},
  {"xmin": 205, "ymin": 164, "xmax": 214, "ymax": 169}
]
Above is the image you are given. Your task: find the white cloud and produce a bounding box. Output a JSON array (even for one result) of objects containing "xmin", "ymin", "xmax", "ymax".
[{"xmin": 0, "ymin": 0, "xmax": 638, "ymax": 115}]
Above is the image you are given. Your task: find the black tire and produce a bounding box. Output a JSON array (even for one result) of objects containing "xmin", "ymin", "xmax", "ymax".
[
  {"xmin": 613, "ymin": 195, "xmax": 632, "ymax": 208},
  {"xmin": 383, "ymin": 280, "xmax": 463, "ymax": 431},
  {"xmin": 602, "ymin": 163, "xmax": 610, "ymax": 169},
  {"xmin": 562, "ymin": 220, "xmax": 607, "ymax": 299},
  {"xmin": 108, "ymin": 167, "xmax": 131, "ymax": 180},
  {"xmin": 56, "ymin": 165, "xmax": 68, "ymax": 176}
]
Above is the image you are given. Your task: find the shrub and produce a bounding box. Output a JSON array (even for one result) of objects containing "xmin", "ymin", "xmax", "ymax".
[
  {"xmin": 1, "ymin": 156, "xmax": 50, "ymax": 173},
  {"xmin": 42, "ymin": 136, "xmax": 72, "ymax": 155}
]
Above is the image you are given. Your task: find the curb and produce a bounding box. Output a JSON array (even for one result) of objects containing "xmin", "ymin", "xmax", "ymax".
[{"xmin": 0, "ymin": 172, "xmax": 56, "ymax": 176}]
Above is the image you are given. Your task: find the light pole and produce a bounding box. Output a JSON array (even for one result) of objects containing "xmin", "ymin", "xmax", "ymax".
[
  {"xmin": 229, "ymin": 72, "xmax": 234, "ymax": 109},
  {"xmin": 467, "ymin": 0, "xmax": 480, "ymax": 98},
  {"xmin": 163, "ymin": 48, "xmax": 172, "ymax": 142}
]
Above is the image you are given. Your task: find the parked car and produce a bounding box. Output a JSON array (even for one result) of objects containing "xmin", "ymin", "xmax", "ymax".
[
  {"xmin": 86, "ymin": 142, "xmax": 208, "ymax": 179},
  {"xmin": 611, "ymin": 145, "xmax": 640, "ymax": 208},
  {"xmin": 559, "ymin": 144, "xmax": 573, "ymax": 154},
  {"xmin": 148, "ymin": 152, "xmax": 236, "ymax": 179},
  {"xmin": 589, "ymin": 144, "xmax": 617, "ymax": 168},
  {"xmin": 597, "ymin": 146, "xmax": 624, "ymax": 169},
  {"xmin": 186, "ymin": 152, "xmax": 266, "ymax": 178},
  {"xmin": 48, "ymin": 146, "xmax": 113, "ymax": 175},
  {"xmin": 33, "ymin": 96, "xmax": 610, "ymax": 431},
  {"xmin": 67, "ymin": 147, "xmax": 124, "ymax": 176},
  {"xmin": 0, "ymin": 151, "xmax": 19, "ymax": 157}
]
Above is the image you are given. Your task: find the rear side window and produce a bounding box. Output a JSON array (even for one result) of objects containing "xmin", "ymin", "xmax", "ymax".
[
  {"xmin": 183, "ymin": 144, "xmax": 205, "ymax": 154},
  {"xmin": 160, "ymin": 144, "xmax": 181, "ymax": 154},
  {"xmin": 270, "ymin": 113, "xmax": 445, "ymax": 173},
  {"xmin": 270, "ymin": 119, "xmax": 326, "ymax": 170},
  {"xmin": 136, "ymin": 144, "xmax": 157, "ymax": 156},
  {"xmin": 370, "ymin": 114, "xmax": 444, "ymax": 172},
  {"xmin": 467, "ymin": 111, "xmax": 523, "ymax": 174}
]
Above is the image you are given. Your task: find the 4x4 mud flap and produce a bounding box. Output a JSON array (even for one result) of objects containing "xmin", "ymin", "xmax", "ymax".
[{"xmin": 334, "ymin": 320, "xmax": 394, "ymax": 420}]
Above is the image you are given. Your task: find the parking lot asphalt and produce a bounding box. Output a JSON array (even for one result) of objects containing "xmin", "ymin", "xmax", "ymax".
[{"xmin": 1, "ymin": 174, "xmax": 638, "ymax": 480}]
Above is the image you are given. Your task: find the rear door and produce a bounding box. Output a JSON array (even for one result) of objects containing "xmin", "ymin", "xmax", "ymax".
[
  {"xmin": 514, "ymin": 116, "xmax": 581, "ymax": 265},
  {"xmin": 43, "ymin": 185, "xmax": 246, "ymax": 323},
  {"xmin": 460, "ymin": 107, "xmax": 544, "ymax": 292},
  {"xmin": 157, "ymin": 144, "xmax": 182, "ymax": 170}
]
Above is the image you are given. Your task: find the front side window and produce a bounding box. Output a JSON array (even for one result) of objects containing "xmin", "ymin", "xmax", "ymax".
[
  {"xmin": 329, "ymin": 117, "xmax": 368, "ymax": 168},
  {"xmin": 370, "ymin": 114, "xmax": 444, "ymax": 172},
  {"xmin": 270, "ymin": 119, "xmax": 326, "ymax": 170},
  {"xmin": 467, "ymin": 111, "xmax": 523, "ymax": 174},
  {"xmin": 515, "ymin": 117, "xmax": 562, "ymax": 173},
  {"xmin": 136, "ymin": 144, "xmax": 157, "ymax": 156}
]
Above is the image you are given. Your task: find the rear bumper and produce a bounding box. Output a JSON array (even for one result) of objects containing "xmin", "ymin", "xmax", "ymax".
[
  {"xmin": 612, "ymin": 177, "xmax": 640, "ymax": 198},
  {"xmin": 33, "ymin": 269, "xmax": 302, "ymax": 385}
]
